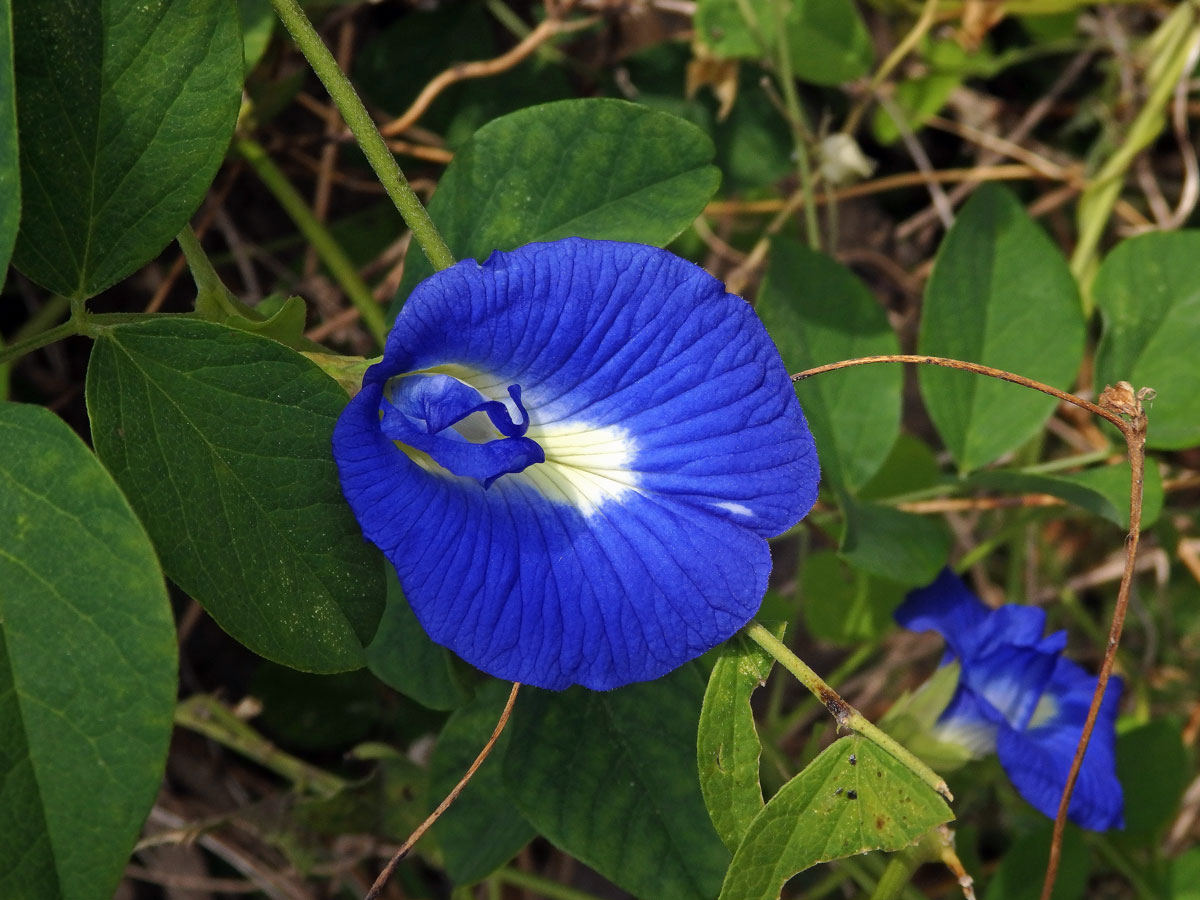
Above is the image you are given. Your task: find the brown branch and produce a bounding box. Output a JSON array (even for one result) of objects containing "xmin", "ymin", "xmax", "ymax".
[
  {"xmin": 1041, "ymin": 383, "xmax": 1149, "ymax": 900},
  {"xmin": 896, "ymin": 494, "xmax": 1064, "ymax": 514},
  {"xmin": 924, "ymin": 114, "xmax": 1078, "ymax": 182},
  {"xmin": 375, "ymin": 15, "xmax": 599, "ymax": 140},
  {"xmin": 792, "ymin": 355, "xmax": 1128, "ymax": 431},
  {"xmin": 363, "ymin": 682, "xmax": 521, "ymax": 900},
  {"xmin": 792, "ymin": 356, "xmax": 1150, "ymax": 900}
]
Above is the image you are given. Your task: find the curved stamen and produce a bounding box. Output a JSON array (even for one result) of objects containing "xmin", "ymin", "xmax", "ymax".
[{"xmin": 381, "ymin": 374, "xmax": 543, "ymax": 487}]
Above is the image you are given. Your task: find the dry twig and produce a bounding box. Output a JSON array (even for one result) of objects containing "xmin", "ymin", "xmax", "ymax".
[
  {"xmin": 363, "ymin": 682, "xmax": 521, "ymax": 900},
  {"xmin": 374, "ymin": 15, "xmax": 599, "ymax": 140}
]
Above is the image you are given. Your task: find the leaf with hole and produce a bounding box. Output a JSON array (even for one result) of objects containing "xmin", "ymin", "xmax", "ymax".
[
  {"xmin": 698, "ymin": 630, "xmax": 779, "ymax": 852},
  {"xmin": 718, "ymin": 734, "xmax": 953, "ymax": 900},
  {"xmin": 0, "ymin": 403, "xmax": 177, "ymax": 900}
]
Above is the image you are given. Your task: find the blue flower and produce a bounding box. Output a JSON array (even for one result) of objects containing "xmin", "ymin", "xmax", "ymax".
[
  {"xmin": 334, "ymin": 238, "xmax": 819, "ymax": 690},
  {"xmin": 895, "ymin": 569, "xmax": 1123, "ymax": 830}
]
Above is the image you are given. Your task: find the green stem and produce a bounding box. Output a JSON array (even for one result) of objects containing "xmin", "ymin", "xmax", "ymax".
[
  {"xmin": 268, "ymin": 0, "xmax": 455, "ymax": 274},
  {"xmin": 175, "ymin": 695, "xmax": 347, "ymax": 798},
  {"xmin": 768, "ymin": 641, "xmax": 876, "ymax": 744},
  {"xmin": 771, "ymin": 0, "xmax": 820, "ymax": 250},
  {"xmin": 0, "ymin": 318, "xmax": 82, "ymax": 368},
  {"xmin": 743, "ymin": 621, "xmax": 952, "ymax": 801},
  {"xmin": 869, "ymin": 848, "xmax": 925, "ymax": 900},
  {"xmin": 0, "ymin": 296, "xmax": 73, "ymax": 398},
  {"xmin": 85, "ymin": 312, "xmax": 195, "ymax": 329},
  {"xmin": 177, "ymin": 223, "xmax": 233, "ymax": 312},
  {"xmin": 235, "ymin": 136, "xmax": 388, "ymax": 346},
  {"xmin": 1020, "ymin": 447, "xmax": 1115, "ymax": 474},
  {"xmin": 839, "ymin": 855, "xmax": 881, "ymax": 895},
  {"xmin": 494, "ymin": 867, "xmax": 609, "ymax": 900},
  {"xmin": 12, "ymin": 295, "xmax": 71, "ymax": 343}
]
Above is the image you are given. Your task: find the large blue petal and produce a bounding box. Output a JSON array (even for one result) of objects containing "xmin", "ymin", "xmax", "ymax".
[
  {"xmin": 996, "ymin": 660, "xmax": 1124, "ymax": 831},
  {"xmin": 336, "ymin": 239, "xmax": 819, "ymax": 689}
]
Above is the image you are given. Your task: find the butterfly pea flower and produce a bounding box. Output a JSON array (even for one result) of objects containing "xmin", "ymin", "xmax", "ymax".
[
  {"xmin": 895, "ymin": 569, "xmax": 1123, "ymax": 831},
  {"xmin": 333, "ymin": 238, "xmax": 819, "ymax": 690}
]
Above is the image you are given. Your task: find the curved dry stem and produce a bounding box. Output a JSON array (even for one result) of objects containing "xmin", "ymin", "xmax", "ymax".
[
  {"xmin": 376, "ymin": 15, "xmax": 599, "ymax": 140},
  {"xmin": 793, "ymin": 355, "xmax": 1127, "ymax": 430},
  {"xmin": 363, "ymin": 682, "xmax": 521, "ymax": 900}
]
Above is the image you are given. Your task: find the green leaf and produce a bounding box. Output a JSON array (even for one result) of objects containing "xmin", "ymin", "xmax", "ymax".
[
  {"xmin": 1115, "ymin": 719, "xmax": 1187, "ymax": 840},
  {"xmin": 504, "ymin": 666, "xmax": 730, "ymax": 900},
  {"xmin": 983, "ymin": 822, "xmax": 1088, "ymax": 900},
  {"xmin": 0, "ymin": 403, "xmax": 177, "ymax": 900},
  {"xmin": 85, "ymin": 318, "xmax": 384, "ymax": 672},
  {"xmin": 718, "ymin": 735, "xmax": 953, "ymax": 900},
  {"xmin": 758, "ymin": 238, "xmax": 901, "ymax": 490},
  {"xmin": 698, "ymin": 631, "xmax": 778, "ymax": 852},
  {"xmin": 917, "ymin": 184, "xmax": 1085, "ymax": 472},
  {"xmin": 367, "ymin": 570, "xmax": 471, "ymax": 711},
  {"xmin": 1094, "ymin": 231, "xmax": 1200, "ymax": 449},
  {"xmin": 391, "ymin": 98, "xmax": 720, "ymax": 317},
  {"xmin": 431, "ymin": 681, "xmax": 535, "ymax": 885},
  {"xmin": 11, "ymin": 0, "xmax": 242, "ymax": 299},
  {"xmin": 839, "ymin": 496, "xmax": 952, "ymax": 587},
  {"xmin": 968, "ymin": 461, "xmax": 1163, "ymax": 531},
  {"xmin": 696, "ymin": 0, "xmax": 873, "ymax": 86},
  {"xmin": 0, "ymin": 0, "xmax": 17, "ymax": 289},
  {"xmin": 800, "ymin": 551, "xmax": 906, "ymax": 645}
]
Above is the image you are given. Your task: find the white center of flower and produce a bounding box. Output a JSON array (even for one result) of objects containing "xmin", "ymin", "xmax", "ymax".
[
  {"xmin": 1026, "ymin": 692, "xmax": 1058, "ymax": 730},
  {"xmin": 413, "ymin": 364, "xmax": 640, "ymax": 514},
  {"xmin": 507, "ymin": 420, "xmax": 638, "ymax": 515}
]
